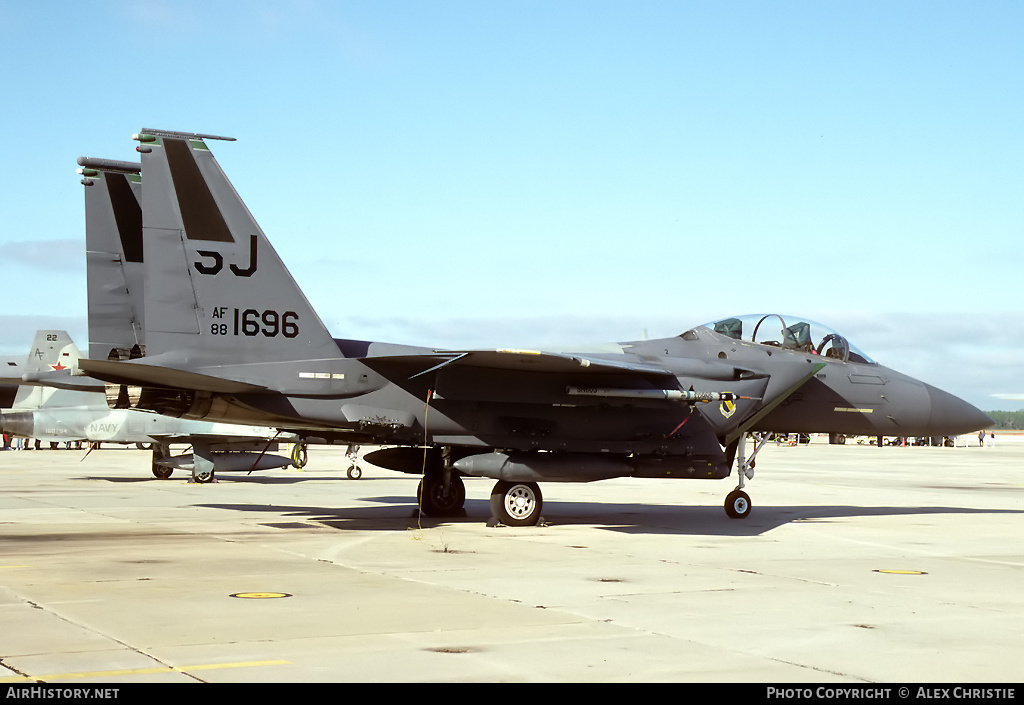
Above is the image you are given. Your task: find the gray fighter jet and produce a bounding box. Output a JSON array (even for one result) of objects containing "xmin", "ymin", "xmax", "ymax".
[
  {"xmin": 0, "ymin": 330, "xmax": 301, "ymax": 480},
  {"xmin": 78, "ymin": 129, "xmax": 993, "ymax": 525}
]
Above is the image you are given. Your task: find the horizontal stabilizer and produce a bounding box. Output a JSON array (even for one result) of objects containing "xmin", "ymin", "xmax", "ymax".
[
  {"xmin": 17, "ymin": 370, "xmax": 105, "ymax": 392},
  {"xmin": 78, "ymin": 358, "xmax": 268, "ymax": 394}
]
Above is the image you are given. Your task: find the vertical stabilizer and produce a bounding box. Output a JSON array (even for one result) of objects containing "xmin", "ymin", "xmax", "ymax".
[
  {"xmin": 136, "ymin": 129, "xmax": 339, "ymax": 366},
  {"xmin": 79, "ymin": 157, "xmax": 145, "ymax": 362},
  {"xmin": 13, "ymin": 331, "xmax": 98, "ymax": 410}
]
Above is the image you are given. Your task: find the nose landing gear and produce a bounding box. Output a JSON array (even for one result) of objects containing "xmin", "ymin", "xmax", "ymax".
[
  {"xmin": 726, "ymin": 432, "xmax": 769, "ymax": 519},
  {"xmin": 725, "ymin": 489, "xmax": 751, "ymax": 519}
]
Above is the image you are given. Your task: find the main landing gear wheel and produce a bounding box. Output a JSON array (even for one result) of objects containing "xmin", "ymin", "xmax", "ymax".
[
  {"xmin": 194, "ymin": 469, "xmax": 215, "ymax": 484},
  {"xmin": 418, "ymin": 472, "xmax": 466, "ymax": 517},
  {"xmin": 151, "ymin": 444, "xmax": 172, "ymax": 479},
  {"xmin": 490, "ymin": 481, "xmax": 543, "ymax": 527},
  {"xmin": 725, "ymin": 489, "xmax": 751, "ymax": 519}
]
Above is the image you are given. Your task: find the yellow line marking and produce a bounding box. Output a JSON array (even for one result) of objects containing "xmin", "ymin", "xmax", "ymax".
[
  {"xmin": 0, "ymin": 660, "xmax": 290, "ymax": 683},
  {"xmin": 874, "ymin": 569, "xmax": 928, "ymax": 575}
]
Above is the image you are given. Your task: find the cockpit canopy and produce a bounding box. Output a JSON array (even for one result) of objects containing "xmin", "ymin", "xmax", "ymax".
[{"xmin": 699, "ymin": 314, "xmax": 875, "ymax": 365}]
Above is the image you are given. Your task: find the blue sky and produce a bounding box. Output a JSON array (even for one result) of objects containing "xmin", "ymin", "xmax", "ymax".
[{"xmin": 1, "ymin": 1, "xmax": 1022, "ymax": 411}]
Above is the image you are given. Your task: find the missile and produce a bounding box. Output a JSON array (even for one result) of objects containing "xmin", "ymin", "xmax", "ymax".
[{"xmin": 566, "ymin": 387, "xmax": 750, "ymax": 403}]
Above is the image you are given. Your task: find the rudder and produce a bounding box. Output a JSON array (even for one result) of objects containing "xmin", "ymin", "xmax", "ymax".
[{"xmin": 78, "ymin": 157, "xmax": 145, "ymax": 362}]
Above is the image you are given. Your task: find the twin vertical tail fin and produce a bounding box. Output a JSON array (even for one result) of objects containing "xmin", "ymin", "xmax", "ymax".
[
  {"xmin": 79, "ymin": 157, "xmax": 145, "ymax": 363},
  {"xmin": 133, "ymin": 129, "xmax": 339, "ymax": 368}
]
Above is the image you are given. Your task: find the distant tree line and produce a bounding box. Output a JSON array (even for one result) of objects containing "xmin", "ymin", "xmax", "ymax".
[{"xmin": 985, "ymin": 410, "xmax": 1024, "ymax": 430}]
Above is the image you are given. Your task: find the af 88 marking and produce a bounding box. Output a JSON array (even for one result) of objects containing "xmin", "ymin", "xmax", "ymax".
[{"xmin": 210, "ymin": 307, "xmax": 299, "ymax": 338}]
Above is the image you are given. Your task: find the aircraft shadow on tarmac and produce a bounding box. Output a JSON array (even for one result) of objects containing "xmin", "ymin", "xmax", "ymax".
[{"xmin": 195, "ymin": 498, "xmax": 1023, "ymax": 537}]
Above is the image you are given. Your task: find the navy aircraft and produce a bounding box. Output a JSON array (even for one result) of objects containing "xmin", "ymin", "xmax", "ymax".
[
  {"xmin": 0, "ymin": 330, "xmax": 302, "ymax": 480},
  {"xmin": 76, "ymin": 129, "xmax": 993, "ymax": 525}
]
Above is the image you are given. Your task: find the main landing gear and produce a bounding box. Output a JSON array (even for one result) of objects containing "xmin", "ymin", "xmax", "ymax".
[
  {"xmin": 414, "ymin": 438, "xmax": 763, "ymax": 525},
  {"xmin": 418, "ymin": 470, "xmax": 467, "ymax": 516},
  {"xmin": 151, "ymin": 443, "xmax": 173, "ymax": 480},
  {"xmin": 489, "ymin": 481, "xmax": 543, "ymax": 527},
  {"xmin": 149, "ymin": 442, "xmax": 217, "ymax": 483},
  {"xmin": 344, "ymin": 444, "xmax": 362, "ymax": 479},
  {"xmin": 727, "ymin": 432, "xmax": 769, "ymax": 519},
  {"xmin": 419, "ymin": 473, "xmax": 544, "ymax": 526},
  {"xmin": 415, "ymin": 447, "xmax": 467, "ymax": 517},
  {"xmin": 415, "ymin": 449, "xmax": 545, "ymax": 526}
]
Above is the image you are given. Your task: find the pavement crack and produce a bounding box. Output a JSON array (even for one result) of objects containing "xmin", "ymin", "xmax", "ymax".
[
  {"xmin": 768, "ymin": 656, "xmax": 872, "ymax": 681},
  {"xmin": 11, "ymin": 592, "xmax": 204, "ymax": 683},
  {"xmin": 1, "ymin": 658, "xmax": 39, "ymax": 681}
]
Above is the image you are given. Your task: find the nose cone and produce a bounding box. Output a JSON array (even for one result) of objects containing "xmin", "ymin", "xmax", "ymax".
[{"xmin": 926, "ymin": 384, "xmax": 994, "ymax": 435}]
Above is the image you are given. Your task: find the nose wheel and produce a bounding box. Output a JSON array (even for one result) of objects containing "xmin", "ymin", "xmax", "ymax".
[
  {"xmin": 724, "ymin": 489, "xmax": 751, "ymax": 519},
  {"xmin": 725, "ymin": 432, "xmax": 768, "ymax": 519}
]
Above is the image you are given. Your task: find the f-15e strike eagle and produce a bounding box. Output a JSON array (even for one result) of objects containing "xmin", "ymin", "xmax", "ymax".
[{"xmin": 72, "ymin": 129, "xmax": 992, "ymax": 526}]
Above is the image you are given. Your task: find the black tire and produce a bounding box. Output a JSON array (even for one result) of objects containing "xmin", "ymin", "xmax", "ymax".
[
  {"xmin": 417, "ymin": 473, "xmax": 466, "ymax": 517},
  {"xmin": 152, "ymin": 464, "xmax": 173, "ymax": 480},
  {"xmin": 346, "ymin": 465, "xmax": 362, "ymax": 480},
  {"xmin": 489, "ymin": 481, "xmax": 543, "ymax": 527},
  {"xmin": 194, "ymin": 469, "xmax": 215, "ymax": 484},
  {"xmin": 724, "ymin": 489, "xmax": 751, "ymax": 519}
]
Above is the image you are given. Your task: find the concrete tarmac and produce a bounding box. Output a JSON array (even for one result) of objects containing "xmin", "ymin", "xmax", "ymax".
[{"xmin": 1, "ymin": 439, "xmax": 1022, "ymax": 683}]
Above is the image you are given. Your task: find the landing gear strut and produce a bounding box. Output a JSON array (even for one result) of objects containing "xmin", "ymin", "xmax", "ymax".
[
  {"xmin": 190, "ymin": 440, "xmax": 216, "ymax": 483},
  {"xmin": 417, "ymin": 448, "xmax": 466, "ymax": 517},
  {"xmin": 344, "ymin": 444, "xmax": 361, "ymax": 479},
  {"xmin": 726, "ymin": 432, "xmax": 769, "ymax": 519}
]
